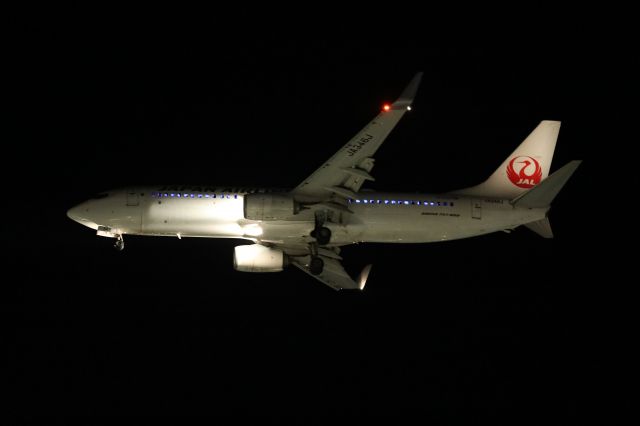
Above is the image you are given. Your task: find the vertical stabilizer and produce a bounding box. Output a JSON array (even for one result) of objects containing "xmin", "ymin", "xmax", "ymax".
[{"xmin": 456, "ymin": 121, "xmax": 560, "ymax": 199}]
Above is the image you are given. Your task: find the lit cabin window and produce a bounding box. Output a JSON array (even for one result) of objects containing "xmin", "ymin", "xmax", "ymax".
[
  {"xmin": 391, "ymin": 200, "xmax": 396, "ymax": 205},
  {"xmin": 234, "ymin": 194, "xmax": 238, "ymax": 199},
  {"xmin": 198, "ymin": 194, "xmax": 203, "ymax": 198},
  {"xmin": 177, "ymin": 194, "xmax": 181, "ymax": 198},
  {"xmin": 164, "ymin": 193, "xmax": 168, "ymax": 197},
  {"xmin": 212, "ymin": 194, "xmax": 216, "ymax": 198},
  {"xmin": 416, "ymin": 201, "xmax": 421, "ymax": 205},
  {"xmin": 363, "ymin": 200, "xmax": 368, "ymax": 204},
  {"xmin": 205, "ymin": 194, "xmax": 210, "ymax": 198},
  {"xmin": 384, "ymin": 200, "xmax": 389, "ymax": 204},
  {"xmin": 404, "ymin": 201, "xmax": 409, "ymax": 205},
  {"xmin": 377, "ymin": 200, "xmax": 381, "ymax": 204},
  {"xmin": 355, "ymin": 199, "xmax": 361, "ymax": 203}
]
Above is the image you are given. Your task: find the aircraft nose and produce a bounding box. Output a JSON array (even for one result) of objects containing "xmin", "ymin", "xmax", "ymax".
[
  {"xmin": 67, "ymin": 202, "xmax": 95, "ymax": 228},
  {"xmin": 67, "ymin": 204, "xmax": 84, "ymax": 223}
]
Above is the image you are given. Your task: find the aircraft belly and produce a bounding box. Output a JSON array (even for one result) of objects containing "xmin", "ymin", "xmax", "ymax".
[
  {"xmin": 355, "ymin": 203, "xmax": 545, "ymax": 243},
  {"xmin": 361, "ymin": 215, "xmax": 465, "ymax": 242},
  {"xmin": 356, "ymin": 207, "xmax": 460, "ymax": 242},
  {"xmin": 259, "ymin": 221, "xmax": 365, "ymax": 246}
]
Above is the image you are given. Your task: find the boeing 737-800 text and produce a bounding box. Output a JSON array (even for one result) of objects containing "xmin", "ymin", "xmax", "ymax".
[{"xmin": 67, "ymin": 73, "xmax": 581, "ymax": 290}]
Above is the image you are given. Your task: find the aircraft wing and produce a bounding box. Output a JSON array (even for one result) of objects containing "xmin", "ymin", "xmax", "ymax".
[
  {"xmin": 289, "ymin": 253, "xmax": 372, "ymax": 291},
  {"xmin": 291, "ymin": 72, "xmax": 423, "ymax": 203}
]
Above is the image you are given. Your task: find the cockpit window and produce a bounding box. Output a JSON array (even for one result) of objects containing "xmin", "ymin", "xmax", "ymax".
[{"xmin": 91, "ymin": 193, "xmax": 109, "ymax": 199}]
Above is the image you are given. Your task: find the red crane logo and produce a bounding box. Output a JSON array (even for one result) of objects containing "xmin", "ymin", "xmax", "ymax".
[{"xmin": 506, "ymin": 156, "xmax": 542, "ymax": 188}]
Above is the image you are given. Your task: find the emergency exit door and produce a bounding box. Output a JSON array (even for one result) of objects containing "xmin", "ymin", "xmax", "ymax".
[
  {"xmin": 126, "ymin": 190, "xmax": 139, "ymax": 206},
  {"xmin": 471, "ymin": 200, "xmax": 482, "ymax": 219}
]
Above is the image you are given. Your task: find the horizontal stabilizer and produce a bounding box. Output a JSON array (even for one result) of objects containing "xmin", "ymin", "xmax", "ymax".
[
  {"xmin": 512, "ymin": 160, "xmax": 582, "ymax": 208},
  {"xmin": 525, "ymin": 218, "xmax": 553, "ymax": 238}
]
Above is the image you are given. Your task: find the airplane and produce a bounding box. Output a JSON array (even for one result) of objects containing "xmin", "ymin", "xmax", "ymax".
[{"xmin": 67, "ymin": 73, "xmax": 581, "ymax": 290}]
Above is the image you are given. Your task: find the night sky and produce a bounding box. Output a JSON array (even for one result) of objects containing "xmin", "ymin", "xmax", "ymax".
[{"xmin": 5, "ymin": 7, "xmax": 632, "ymax": 422}]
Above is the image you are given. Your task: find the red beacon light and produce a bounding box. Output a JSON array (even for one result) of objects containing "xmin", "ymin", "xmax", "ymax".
[{"xmin": 382, "ymin": 103, "xmax": 391, "ymax": 112}]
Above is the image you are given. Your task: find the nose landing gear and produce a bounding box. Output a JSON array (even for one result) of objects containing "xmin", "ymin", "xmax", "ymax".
[{"xmin": 114, "ymin": 235, "xmax": 124, "ymax": 251}]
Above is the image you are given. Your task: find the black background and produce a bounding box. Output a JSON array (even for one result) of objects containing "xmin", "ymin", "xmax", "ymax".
[{"xmin": 5, "ymin": 6, "xmax": 633, "ymax": 422}]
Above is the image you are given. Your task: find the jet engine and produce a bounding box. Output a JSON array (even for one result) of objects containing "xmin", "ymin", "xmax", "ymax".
[
  {"xmin": 233, "ymin": 244, "xmax": 287, "ymax": 272},
  {"xmin": 243, "ymin": 194, "xmax": 298, "ymax": 221}
]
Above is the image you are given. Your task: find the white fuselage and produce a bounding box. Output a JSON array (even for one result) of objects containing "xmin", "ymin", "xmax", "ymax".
[{"xmin": 67, "ymin": 186, "xmax": 547, "ymax": 249}]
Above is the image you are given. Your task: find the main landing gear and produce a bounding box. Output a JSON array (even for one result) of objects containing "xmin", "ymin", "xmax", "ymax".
[
  {"xmin": 307, "ymin": 238, "xmax": 325, "ymax": 276},
  {"xmin": 113, "ymin": 235, "xmax": 124, "ymax": 251},
  {"xmin": 309, "ymin": 255, "xmax": 324, "ymax": 275},
  {"xmin": 310, "ymin": 211, "xmax": 331, "ymax": 246}
]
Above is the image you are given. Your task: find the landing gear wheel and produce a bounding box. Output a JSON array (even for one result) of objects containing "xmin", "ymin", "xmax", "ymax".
[
  {"xmin": 311, "ymin": 210, "xmax": 331, "ymax": 245},
  {"xmin": 114, "ymin": 237, "xmax": 124, "ymax": 251},
  {"xmin": 315, "ymin": 226, "xmax": 331, "ymax": 245},
  {"xmin": 309, "ymin": 256, "xmax": 324, "ymax": 275}
]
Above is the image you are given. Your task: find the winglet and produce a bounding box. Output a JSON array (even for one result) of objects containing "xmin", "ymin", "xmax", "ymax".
[
  {"xmin": 357, "ymin": 264, "xmax": 373, "ymax": 290},
  {"xmin": 392, "ymin": 72, "xmax": 423, "ymax": 110}
]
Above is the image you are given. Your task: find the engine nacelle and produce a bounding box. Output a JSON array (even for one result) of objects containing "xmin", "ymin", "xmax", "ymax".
[
  {"xmin": 243, "ymin": 194, "xmax": 298, "ymax": 221},
  {"xmin": 233, "ymin": 244, "xmax": 286, "ymax": 273}
]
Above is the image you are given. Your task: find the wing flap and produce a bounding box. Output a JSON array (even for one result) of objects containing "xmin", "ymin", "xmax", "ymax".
[{"xmin": 290, "ymin": 255, "xmax": 371, "ymax": 291}]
